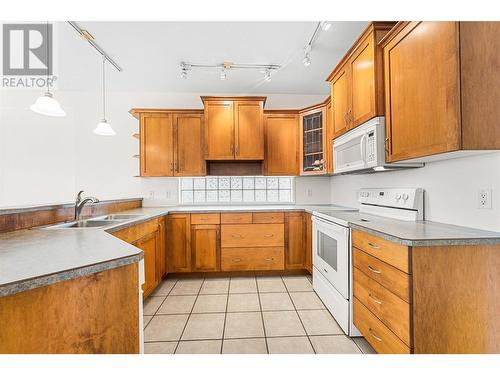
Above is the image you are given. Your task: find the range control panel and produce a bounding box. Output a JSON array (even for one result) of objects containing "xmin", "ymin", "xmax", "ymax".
[{"xmin": 358, "ymin": 188, "xmax": 424, "ymax": 211}]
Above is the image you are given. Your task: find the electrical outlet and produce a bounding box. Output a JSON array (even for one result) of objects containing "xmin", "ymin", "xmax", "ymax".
[
  {"xmin": 165, "ymin": 191, "xmax": 171, "ymax": 200},
  {"xmin": 148, "ymin": 191, "xmax": 155, "ymax": 200},
  {"xmin": 478, "ymin": 189, "xmax": 492, "ymax": 209},
  {"xmin": 307, "ymin": 188, "xmax": 313, "ymax": 198}
]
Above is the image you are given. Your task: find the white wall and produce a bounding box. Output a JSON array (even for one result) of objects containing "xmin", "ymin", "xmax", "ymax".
[
  {"xmin": 330, "ymin": 152, "xmax": 500, "ymax": 232},
  {"xmin": 0, "ymin": 89, "xmax": 328, "ymax": 207}
]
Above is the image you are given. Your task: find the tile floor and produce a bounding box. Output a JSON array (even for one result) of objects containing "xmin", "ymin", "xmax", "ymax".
[{"xmin": 143, "ymin": 275, "xmax": 375, "ymax": 354}]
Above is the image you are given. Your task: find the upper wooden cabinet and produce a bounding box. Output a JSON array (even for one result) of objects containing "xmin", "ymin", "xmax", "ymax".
[
  {"xmin": 130, "ymin": 109, "xmax": 206, "ymax": 177},
  {"xmin": 202, "ymin": 96, "xmax": 266, "ymax": 160},
  {"xmin": 263, "ymin": 111, "xmax": 300, "ymax": 176},
  {"xmin": 327, "ymin": 22, "xmax": 396, "ymax": 138},
  {"xmin": 382, "ymin": 21, "xmax": 500, "ymax": 162}
]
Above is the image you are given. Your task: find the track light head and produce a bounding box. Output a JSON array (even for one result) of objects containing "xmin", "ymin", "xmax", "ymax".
[
  {"xmin": 180, "ymin": 69, "xmax": 188, "ymax": 79},
  {"xmin": 303, "ymin": 54, "xmax": 311, "ymax": 67},
  {"xmin": 321, "ymin": 21, "xmax": 332, "ymax": 31},
  {"xmin": 220, "ymin": 68, "xmax": 227, "ymax": 81},
  {"xmin": 264, "ymin": 70, "xmax": 271, "ymax": 82}
]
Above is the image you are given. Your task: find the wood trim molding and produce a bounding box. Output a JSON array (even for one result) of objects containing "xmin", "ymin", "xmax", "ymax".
[
  {"xmin": 200, "ymin": 96, "xmax": 267, "ymax": 105},
  {"xmin": 129, "ymin": 108, "xmax": 204, "ymax": 119}
]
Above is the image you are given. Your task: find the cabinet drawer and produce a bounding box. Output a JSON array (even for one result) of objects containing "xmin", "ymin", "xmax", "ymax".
[
  {"xmin": 191, "ymin": 213, "xmax": 220, "ymax": 225},
  {"xmin": 353, "ymin": 268, "xmax": 411, "ymax": 346},
  {"xmin": 220, "ymin": 212, "xmax": 253, "ymax": 224},
  {"xmin": 353, "ymin": 248, "xmax": 411, "ymax": 303},
  {"xmin": 221, "ymin": 247, "xmax": 284, "ymax": 271},
  {"xmin": 353, "ymin": 298, "xmax": 411, "ymax": 354},
  {"xmin": 110, "ymin": 218, "xmax": 159, "ymax": 244},
  {"xmin": 252, "ymin": 212, "xmax": 284, "ymax": 223},
  {"xmin": 352, "ymin": 230, "xmax": 410, "ymax": 273},
  {"xmin": 221, "ymin": 224, "xmax": 284, "ymax": 247}
]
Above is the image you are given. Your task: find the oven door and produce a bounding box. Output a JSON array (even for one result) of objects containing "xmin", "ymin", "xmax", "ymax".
[{"xmin": 312, "ymin": 216, "xmax": 349, "ymax": 299}]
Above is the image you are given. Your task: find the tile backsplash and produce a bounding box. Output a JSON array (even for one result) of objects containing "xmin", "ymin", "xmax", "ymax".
[{"xmin": 179, "ymin": 176, "xmax": 294, "ymax": 204}]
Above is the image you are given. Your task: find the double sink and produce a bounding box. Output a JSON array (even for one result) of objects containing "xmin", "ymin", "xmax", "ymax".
[{"xmin": 45, "ymin": 214, "xmax": 144, "ymax": 229}]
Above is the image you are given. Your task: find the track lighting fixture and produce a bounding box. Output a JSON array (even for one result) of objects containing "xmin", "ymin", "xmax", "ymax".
[
  {"xmin": 303, "ymin": 45, "xmax": 312, "ymax": 67},
  {"xmin": 320, "ymin": 21, "xmax": 332, "ymax": 31},
  {"xmin": 220, "ymin": 68, "xmax": 227, "ymax": 81},
  {"xmin": 302, "ymin": 21, "xmax": 331, "ymax": 68},
  {"xmin": 180, "ymin": 61, "xmax": 280, "ymax": 81},
  {"xmin": 264, "ymin": 69, "xmax": 272, "ymax": 82}
]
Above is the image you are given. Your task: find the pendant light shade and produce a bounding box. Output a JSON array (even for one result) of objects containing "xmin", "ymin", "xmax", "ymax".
[
  {"xmin": 30, "ymin": 92, "xmax": 66, "ymax": 117},
  {"xmin": 93, "ymin": 119, "xmax": 116, "ymax": 136},
  {"xmin": 30, "ymin": 22, "xmax": 66, "ymax": 117},
  {"xmin": 94, "ymin": 56, "xmax": 116, "ymax": 136}
]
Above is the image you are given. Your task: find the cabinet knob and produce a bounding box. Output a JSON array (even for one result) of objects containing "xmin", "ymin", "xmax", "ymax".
[
  {"xmin": 264, "ymin": 234, "xmax": 274, "ymax": 238},
  {"xmin": 231, "ymin": 234, "xmax": 242, "ymax": 238}
]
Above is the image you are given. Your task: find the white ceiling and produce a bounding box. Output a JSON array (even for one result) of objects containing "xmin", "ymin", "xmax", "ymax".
[{"xmin": 56, "ymin": 21, "xmax": 368, "ymax": 94}]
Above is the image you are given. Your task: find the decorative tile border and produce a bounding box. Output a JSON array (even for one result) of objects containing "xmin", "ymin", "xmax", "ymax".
[{"xmin": 179, "ymin": 177, "xmax": 294, "ymax": 204}]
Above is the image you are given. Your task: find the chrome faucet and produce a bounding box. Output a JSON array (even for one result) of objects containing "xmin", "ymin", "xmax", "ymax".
[{"xmin": 74, "ymin": 190, "xmax": 100, "ymax": 221}]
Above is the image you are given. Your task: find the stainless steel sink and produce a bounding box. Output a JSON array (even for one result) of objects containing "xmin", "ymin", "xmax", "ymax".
[
  {"xmin": 95, "ymin": 214, "xmax": 143, "ymax": 221},
  {"xmin": 45, "ymin": 220, "xmax": 122, "ymax": 229}
]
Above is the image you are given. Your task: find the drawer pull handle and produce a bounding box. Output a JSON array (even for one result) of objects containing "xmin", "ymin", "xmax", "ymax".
[
  {"xmin": 369, "ymin": 328, "xmax": 383, "ymax": 342},
  {"xmin": 265, "ymin": 258, "xmax": 274, "ymax": 261},
  {"xmin": 233, "ymin": 258, "xmax": 242, "ymax": 262},
  {"xmin": 200, "ymin": 218, "xmax": 208, "ymax": 221},
  {"xmin": 368, "ymin": 242, "xmax": 380, "ymax": 249},
  {"xmin": 368, "ymin": 265, "xmax": 382, "ymax": 274},
  {"xmin": 264, "ymin": 234, "xmax": 274, "ymax": 238},
  {"xmin": 368, "ymin": 293, "xmax": 382, "ymax": 305},
  {"xmin": 232, "ymin": 234, "xmax": 243, "ymax": 238},
  {"xmin": 262, "ymin": 216, "xmax": 273, "ymax": 219}
]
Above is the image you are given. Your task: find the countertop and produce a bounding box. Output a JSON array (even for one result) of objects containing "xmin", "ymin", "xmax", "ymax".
[{"xmin": 2, "ymin": 203, "xmax": 500, "ymax": 297}]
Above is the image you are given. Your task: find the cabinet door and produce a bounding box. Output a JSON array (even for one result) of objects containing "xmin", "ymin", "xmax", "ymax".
[
  {"xmin": 384, "ymin": 22, "xmax": 461, "ymax": 162},
  {"xmin": 167, "ymin": 214, "xmax": 191, "ymax": 272},
  {"xmin": 204, "ymin": 101, "xmax": 235, "ymax": 160},
  {"xmin": 324, "ymin": 100, "xmax": 334, "ymax": 174},
  {"xmin": 350, "ymin": 35, "xmax": 375, "ymax": 128},
  {"xmin": 235, "ymin": 101, "xmax": 264, "ymax": 160},
  {"xmin": 174, "ymin": 114, "xmax": 206, "ymax": 176},
  {"xmin": 300, "ymin": 108, "xmax": 326, "ymax": 175},
  {"xmin": 191, "ymin": 224, "xmax": 220, "ymax": 272},
  {"xmin": 264, "ymin": 113, "xmax": 299, "ymax": 175},
  {"xmin": 331, "ymin": 67, "xmax": 350, "ymax": 138},
  {"xmin": 140, "ymin": 114, "xmax": 173, "ymax": 176},
  {"xmin": 305, "ymin": 213, "xmax": 312, "ymax": 274},
  {"xmin": 157, "ymin": 216, "xmax": 167, "ymax": 279},
  {"xmin": 133, "ymin": 231, "xmax": 158, "ymax": 297},
  {"xmin": 285, "ymin": 212, "xmax": 306, "ymax": 270}
]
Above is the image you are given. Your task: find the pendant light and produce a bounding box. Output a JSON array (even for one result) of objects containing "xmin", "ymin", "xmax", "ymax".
[
  {"xmin": 30, "ymin": 21, "xmax": 66, "ymax": 117},
  {"xmin": 93, "ymin": 56, "xmax": 116, "ymax": 136}
]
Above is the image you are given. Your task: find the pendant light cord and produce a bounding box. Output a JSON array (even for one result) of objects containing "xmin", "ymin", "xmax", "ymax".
[{"xmin": 102, "ymin": 55, "xmax": 106, "ymax": 120}]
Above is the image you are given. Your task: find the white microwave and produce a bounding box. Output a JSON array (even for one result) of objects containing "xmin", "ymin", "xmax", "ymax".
[{"xmin": 333, "ymin": 117, "xmax": 423, "ymax": 174}]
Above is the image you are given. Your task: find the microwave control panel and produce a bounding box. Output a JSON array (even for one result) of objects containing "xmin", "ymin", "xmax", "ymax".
[{"xmin": 366, "ymin": 131, "xmax": 376, "ymax": 163}]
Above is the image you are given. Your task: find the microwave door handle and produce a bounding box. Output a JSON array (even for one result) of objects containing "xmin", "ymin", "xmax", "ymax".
[{"xmin": 360, "ymin": 134, "xmax": 367, "ymax": 162}]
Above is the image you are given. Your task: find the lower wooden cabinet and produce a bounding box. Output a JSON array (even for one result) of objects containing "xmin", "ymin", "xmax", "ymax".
[
  {"xmin": 157, "ymin": 216, "xmax": 167, "ymax": 279},
  {"xmin": 221, "ymin": 247, "xmax": 284, "ymax": 271},
  {"xmin": 133, "ymin": 231, "xmax": 158, "ymax": 297},
  {"xmin": 191, "ymin": 224, "xmax": 220, "ymax": 272},
  {"xmin": 167, "ymin": 214, "xmax": 191, "ymax": 273},
  {"xmin": 305, "ymin": 213, "xmax": 313, "ymax": 273},
  {"xmin": 285, "ymin": 212, "xmax": 306, "ymax": 270}
]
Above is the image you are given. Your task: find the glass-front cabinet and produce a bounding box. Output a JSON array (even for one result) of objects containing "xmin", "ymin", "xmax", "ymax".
[{"xmin": 299, "ymin": 97, "xmax": 333, "ymax": 175}]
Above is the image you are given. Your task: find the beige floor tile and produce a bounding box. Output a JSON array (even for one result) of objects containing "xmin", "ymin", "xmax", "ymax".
[
  {"xmin": 157, "ymin": 295, "xmax": 197, "ymax": 315},
  {"xmin": 229, "ymin": 277, "xmax": 257, "ymax": 293},
  {"xmin": 144, "ymin": 342, "xmax": 177, "ymax": 354},
  {"xmin": 151, "ymin": 279, "xmax": 177, "ymax": 296},
  {"xmin": 144, "ymin": 315, "xmax": 188, "ymax": 342},
  {"xmin": 192, "ymin": 294, "xmax": 227, "ymax": 313},
  {"xmin": 289, "ymin": 292, "xmax": 326, "ymax": 310},
  {"xmin": 262, "ymin": 311, "xmax": 306, "ymax": 337},
  {"xmin": 143, "ymin": 296, "xmax": 166, "ymax": 315},
  {"xmin": 143, "ymin": 315, "xmax": 153, "ymax": 329},
  {"xmin": 222, "ymin": 338, "xmax": 268, "ymax": 354},
  {"xmin": 282, "ymin": 276, "xmax": 313, "ymax": 292},
  {"xmin": 298, "ymin": 310, "xmax": 343, "ymax": 335},
  {"xmin": 169, "ymin": 279, "xmax": 203, "ymax": 295},
  {"xmin": 175, "ymin": 340, "xmax": 222, "ymax": 354},
  {"xmin": 310, "ymin": 335, "xmax": 362, "ymax": 354},
  {"xmin": 353, "ymin": 337, "xmax": 377, "ymax": 354},
  {"xmin": 181, "ymin": 313, "xmax": 225, "ymax": 340},
  {"xmin": 224, "ymin": 312, "xmax": 265, "ymax": 339},
  {"xmin": 267, "ymin": 337, "xmax": 314, "ymax": 354},
  {"xmin": 200, "ymin": 278, "xmax": 230, "ymax": 294},
  {"xmin": 259, "ymin": 292, "xmax": 294, "ymax": 311},
  {"xmin": 227, "ymin": 293, "xmax": 260, "ymax": 312},
  {"xmin": 257, "ymin": 277, "xmax": 286, "ymax": 293}
]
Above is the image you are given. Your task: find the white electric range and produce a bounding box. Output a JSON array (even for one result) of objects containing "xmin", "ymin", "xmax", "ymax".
[{"xmin": 311, "ymin": 188, "xmax": 424, "ymax": 336}]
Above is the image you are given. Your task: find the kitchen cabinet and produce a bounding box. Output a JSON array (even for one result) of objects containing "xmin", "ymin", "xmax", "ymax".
[
  {"xmin": 327, "ymin": 22, "xmax": 395, "ymax": 139},
  {"xmin": 351, "ymin": 229, "xmax": 500, "ymax": 354},
  {"xmin": 263, "ymin": 111, "xmax": 300, "ymax": 176},
  {"xmin": 324, "ymin": 98, "xmax": 334, "ymax": 174},
  {"xmin": 202, "ymin": 96, "xmax": 266, "ymax": 160},
  {"xmin": 157, "ymin": 216, "xmax": 167, "ymax": 279},
  {"xmin": 130, "ymin": 109, "xmax": 205, "ymax": 177},
  {"xmin": 167, "ymin": 214, "xmax": 191, "ymax": 273},
  {"xmin": 111, "ymin": 217, "xmax": 163, "ymax": 298},
  {"xmin": 382, "ymin": 21, "xmax": 500, "ymax": 162},
  {"xmin": 285, "ymin": 212, "xmax": 306, "ymax": 270},
  {"xmin": 191, "ymin": 225, "xmax": 220, "ymax": 272},
  {"xmin": 305, "ymin": 213, "xmax": 312, "ymax": 273},
  {"xmin": 299, "ymin": 101, "xmax": 328, "ymax": 174}
]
